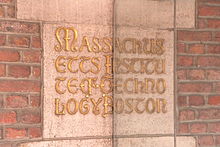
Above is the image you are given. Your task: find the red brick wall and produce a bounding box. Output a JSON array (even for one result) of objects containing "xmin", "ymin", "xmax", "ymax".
[
  {"xmin": 0, "ymin": 0, "xmax": 42, "ymax": 146},
  {"xmin": 177, "ymin": 0, "xmax": 220, "ymax": 146}
]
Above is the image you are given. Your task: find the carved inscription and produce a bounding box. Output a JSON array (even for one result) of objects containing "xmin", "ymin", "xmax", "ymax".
[{"xmin": 53, "ymin": 27, "xmax": 168, "ymax": 117}]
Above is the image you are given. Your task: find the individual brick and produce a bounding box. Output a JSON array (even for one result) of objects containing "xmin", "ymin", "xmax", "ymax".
[
  {"xmin": 178, "ymin": 123, "xmax": 189, "ymax": 134},
  {"xmin": 178, "ymin": 96, "xmax": 187, "ymax": 107},
  {"xmin": 178, "ymin": 31, "xmax": 212, "ymax": 41},
  {"xmin": 8, "ymin": 65, "xmax": 31, "ymax": 78},
  {"xmin": 209, "ymin": 122, "xmax": 220, "ymax": 133},
  {"xmin": 207, "ymin": 70, "xmax": 220, "ymax": 80},
  {"xmin": 0, "ymin": 35, "xmax": 6, "ymax": 46},
  {"xmin": 207, "ymin": 19, "xmax": 220, "ymax": 29},
  {"xmin": 188, "ymin": 70, "xmax": 205, "ymax": 80},
  {"xmin": 179, "ymin": 110, "xmax": 195, "ymax": 121},
  {"xmin": 0, "ymin": 111, "xmax": 16, "ymax": 124},
  {"xmin": 198, "ymin": 0, "xmax": 220, "ymax": 4},
  {"xmin": 29, "ymin": 127, "xmax": 42, "ymax": 138},
  {"xmin": 177, "ymin": 56, "xmax": 194, "ymax": 67},
  {"xmin": 23, "ymin": 50, "xmax": 41, "ymax": 63},
  {"xmin": 216, "ymin": 82, "xmax": 220, "ymax": 92},
  {"xmin": 0, "ymin": 64, "xmax": 6, "ymax": 77},
  {"xmin": 208, "ymin": 95, "xmax": 220, "ymax": 106},
  {"xmin": 189, "ymin": 95, "xmax": 205, "ymax": 106},
  {"xmin": 0, "ymin": 50, "xmax": 20, "ymax": 62},
  {"xmin": 188, "ymin": 44, "xmax": 205, "ymax": 54},
  {"xmin": 199, "ymin": 109, "xmax": 220, "ymax": 120},
  {"xmin": 216, "ymin": 136, "xmax": 220, "ymax": 145},
  {"xmin": 0, "ymin": 144, "xmax": 12, "ymax": 147},
  {"xmin": 190, "ymin": 123, "xmax": 207, "ymax": 133},
  {"xmin": 8, "ymin": 35, "xmax": 30, "ymax": 48},
  {"xmin": 177, "ymin": 70, "xmax": 187, "ymax": 80},
  {"xmin": 177, "ymin": 42, "xmax": 185, "ymax": 53},
  {"xmin": 5, "ymin": 95, "xmax": 28, "ymax": 108},
  {"xmin": 0, "ymin": 21, "xmax": 40, "ymax": 34},
  {"xmin": 198, "ymin": 136, "xmax": 214, "ymax": 146},
  {"xmin": 214, "ymin": 32, "xmax": 220, "ymax": 42},
  {"xmin": 5, "ymin": 128, "xmax": 27, "ymax": 139},
  {"xmin": 0, "ymin": 6, "xmax": 4, "ymax": 18},
  {"xmin": 0, "ymin": 0, "xmax": 14, "ymax": 3},
  {"xmin": 178, "ymin": 83, "xmax": 212, "ymax": 93},
  {"xmin": 199, "ymin": 6, "xmax": 220, "ymax": 17},
  {"xmin": 32, "ymin": 36, "xmax": 42, "ymax": 48},
  {"xmin": 207, "ymin": 45, "xmax": 220, "ymax": 54},
  {"xmin": 197, "ymin": 56, "xmax": 220, "ymax": 67},
  {"xmin": 0, "ymin": 80, "xmax": 40, "ymax": 92},
  {"xmin": 197, "ymin": 19, "xmax": 207, "ymax": 29},
  {"xmin": 30, "ymin": 95, "xmax": 40, "ymax": 107},
  {"xmin": 32, "ymin": 66, "xmax": 41, "ymax": 78},
  {"xmin": 6, "ymin": 6, "xmax": 15, "ymax": 18},
  {"xmin": 19, "ymin": 111, "xmax": 41, "ymax": 124}
]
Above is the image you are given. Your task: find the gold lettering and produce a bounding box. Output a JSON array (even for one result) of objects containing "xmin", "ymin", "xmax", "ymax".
[
  {"xmin": 54, "ymin": 27, "xmax": 64, "ymax": 52},
  {"xmin": 91, "ymin": 57, "xmax": 101, "ymax": 74},
  {"xmin": 67, "ymin": 78, "xmax": 78, "ymax": 94},
  {"xmin": 146, "ymin": 98, "xmax": 156, "ymax": 114},
  {"xmin": 124, "ymin": 78, "xmax": 134, "ymax": 94},
  {"xmin": 102, "ymin": 95, "xmax": 113, "ymax": 118},
  {"xmin": 100, "ymin": 75, "xmax": 112, "ymax": 94},
  {"xmin": 80, "ymin": 78, "xmax": 94, "ymax": 96},
  {"xmin": 79, "ymin": 36, "xmax": 92, "ymax": 52},
  {"xmin": 124, "ymin": 98, "xmax": 133, "ymax": 114},
  {"xmin": 55, "ymin": 98, "xmax": 65, "ymax": 115},
  {"xmin": 55, "ymin": 77, "xmax": 67, "ymax": 94},
  {"xmin": 104, "ymin": 55, "xmax": 112, "ymax": 75},
  {"xmin": 161, "ymin": 99, "xmax": 167, "ymax": 113},
  {"xmin": 114, "ymin": 98, "xmax": 124, "ymax": 114},
  {"xmin": 91, "ymin": 98, "xmax": 102, "ymax": 115},
  {"xmin": 79, "ymin": 56, "xmax": 90, "ymax": 73},
  {"xmin": 67, "ymin": 56, "xmax": 79, "ymax": 73},
  {"xmin": 156, "ymin": 78, "xmax": 166, "ymax": 94},
  {"xmin": 134, "ymin": 98, "xmax": 145, "ymax": 114},
  {"xmin": 92, "ymin": 37, "xmax": 101, "ymax": 53},
  {"xmin": 66, "ymin": 98, "xmax": 78, "ymax": 115},
  {"xmin": 103, "ymin": 37, "xmax": 112, "ymax": 53},
  {"xmin": 145, "ymin": 78, "xmax": 155, "ymax": 94},
  {"xmin": 114, "ymin": 78, "xmax": 123, "ymax": 94},
  {"xmin": 79, "ymin": 98, "xmax": 90, "ymax": 115},
  {"xmin": 55, "ymin": 56, "xmax": 66, "ymax": 73}
]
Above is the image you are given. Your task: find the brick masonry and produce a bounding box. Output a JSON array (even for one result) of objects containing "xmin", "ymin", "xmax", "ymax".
[
  {"xmin": 177, "ymin": 0, "xmax": 220, "ymax": 147},
  {"xmin": 0, "ymin": 0, "xmax": 219, "ymax": 147},
  {"xmin": 0, "ymin": 0, "xmax": 42, "ymax": 147}
]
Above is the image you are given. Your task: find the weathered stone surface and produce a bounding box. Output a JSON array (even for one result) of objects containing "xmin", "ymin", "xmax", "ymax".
[
  {"xmin": 176, "ymin": 0, "xmax": 195, "ymax": 28},
  {"xmin": 43, "ymin": 23, "xmax": 112, "ymax": 138},
  {"xmin": 19, "ymin": 139, "xmax": 112, "ymax": 147},
  {"xmin": 116, "ymin": 137, "xmax": 175, "ymax": 147},
  {"xmin": 115, "ymin": 136, "xmax": 196, "ymax": 147},
  {"xmin": 17, "ymin": 0, "xmax": 113, "ymax": 25},
  {"xmin": 115, "ymin": 0, "xmax": 174, "ymax": 28},
  {"xmin": 17, "ymin": 0, "xmax": 195, "ymax": 29},
  {"xmin": 176, "ymin": 137, "xmax": 196, "ymax": 147}
]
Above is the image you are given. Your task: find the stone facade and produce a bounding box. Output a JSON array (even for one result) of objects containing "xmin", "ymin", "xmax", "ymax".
[{"xmin": 0, "ymin": 0, "xmax": 219, "ymax": 147}]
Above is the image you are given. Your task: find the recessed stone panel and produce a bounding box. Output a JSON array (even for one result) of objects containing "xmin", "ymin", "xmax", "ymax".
[
  {"xmin": 113, "ymin": 26, "xmax": 174, "ymax": 135},
  {"xmin": 43, "ymin": 23, "xmax": 113, "ymax": 138}
]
